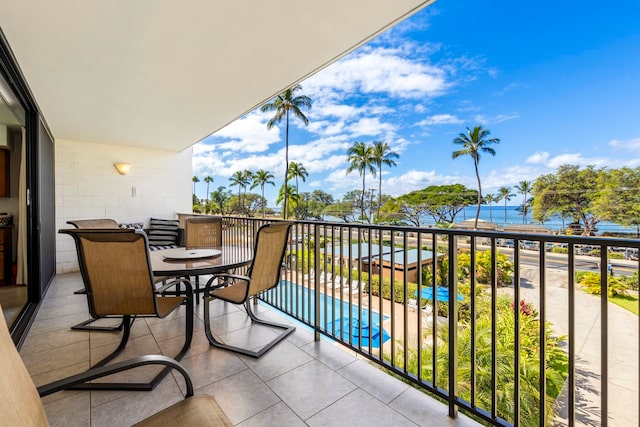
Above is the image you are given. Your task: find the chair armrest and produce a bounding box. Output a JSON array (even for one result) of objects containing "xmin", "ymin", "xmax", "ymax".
[
  {"xmin": 37, "ymin": 355, "xmax": 194, "ymax": 397},
  {"xmin": 155, "ymin": 277, "xmax": 193, "ymax": 295},
  {"xmin": 204, "ymin": 273, "xmax": 250, "ymax": 292}
]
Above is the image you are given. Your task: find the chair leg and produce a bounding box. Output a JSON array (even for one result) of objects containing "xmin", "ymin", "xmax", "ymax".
[
  {"xmin": 71, "ymin": 316, "xmax": 125, "ymax": 332},
  {"xmin": 203, "ymin": 295, "xmax": 295, "ymax": 358},
  {"xmin": 71, "ymin": 294, "xmax": 195, "ymax": 391}
]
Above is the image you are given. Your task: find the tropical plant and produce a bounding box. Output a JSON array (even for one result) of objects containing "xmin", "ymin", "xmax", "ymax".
[
  {"xmin": 203, "ymin": 176, "xmax": 213, "ymax": 200},
  {"xmin": 346, "ymin": 142, "xmax": 376, "ymax": 222},
  {"xmin": 515, "ymin": 180, "xmax": 532, "ymax": 224},
  {"xmin": 575, "ymin": 271, "xmax": 630, "ymax": 297},
  {"xmin": 261, "ymin": 85, "xmax": 311, "ymax": 219},
  {"xmin": 210, "ymin": 186, "xmax": 232, "ymax": 214},
  {"xmin": 484, "ymin": 193, "xmax": 495, "ymax": 222},
  {"xmin": 250, "ymin": 169, "xmax": 275, "ymax": 217},
  {"xmin": 371, "ymin": 141, "xmax": 399, "ymax": 222},
  {"xmin": 229, "ymin": 170, "xmax": 252, "ymax": 214},
  {"xmin": 287, "ymin": 161, "xmax": 308, "ymax": 218},
  {"xmin": 396, "ymin": 294, "xmax": 568, "ymax": 427},
  {"xmin": 452, "ymin": 126, "xmax": 500, "ymax": 229},
  {"xmin": 498, "ymin": 186, "xmax": 514, "ymax": 225},
  {"xmin": 458, "ymin": 250, "xmax": 514, "ymax": 287}
]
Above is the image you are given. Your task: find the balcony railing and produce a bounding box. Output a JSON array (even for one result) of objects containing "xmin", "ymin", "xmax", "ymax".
[{"xmin": 196, "ymin": 214, "xmax": 639, "ymax": 427}]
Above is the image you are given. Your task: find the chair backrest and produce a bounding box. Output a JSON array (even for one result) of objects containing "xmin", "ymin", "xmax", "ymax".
[
  {"xmin": 247, "ymin": 222, "xmax": 292, "ymax": 297},
  {"xmin": 67, "ymin": 218, "xmax": 120, "ymax": 229},
  {"xmin": 0, "ymin": 303, "xmax": 49, "ymax": 426},
  {"xmin": 59, "ymin": 229, "xmax": 158, "ymax": 317},
  {"xmin": 184, "ymin": 216, "xmax": 222, "ymax": 249}
]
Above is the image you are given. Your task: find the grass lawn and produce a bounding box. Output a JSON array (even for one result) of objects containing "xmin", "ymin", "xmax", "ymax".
[{"xmin": 610, "ymin": 294, "xmax": 639, "ymax": 315}]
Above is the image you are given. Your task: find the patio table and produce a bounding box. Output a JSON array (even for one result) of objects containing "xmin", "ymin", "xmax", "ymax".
[{"xmin": 150, "ymin": 245, "xmax": 252, "ymax": 277}]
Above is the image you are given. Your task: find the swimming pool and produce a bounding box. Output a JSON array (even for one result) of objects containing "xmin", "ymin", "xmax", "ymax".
[{"xmin": 264, "ymin": 281, "xmax": 390, "ymax": 348}]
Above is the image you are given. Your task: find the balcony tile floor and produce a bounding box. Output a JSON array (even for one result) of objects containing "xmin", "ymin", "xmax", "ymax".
[{"xmin": 21, "ymin": 273, "xmax": 481, "ymax": 427}]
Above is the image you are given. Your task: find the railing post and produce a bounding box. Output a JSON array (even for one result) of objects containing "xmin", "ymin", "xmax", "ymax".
[
  {"xmin": 448, "ymin": 233, "xmax": 459, "ymax": 418},
  {"xmin": 314, "ymin": 223, "xmax": 321, "ymax": 341}
]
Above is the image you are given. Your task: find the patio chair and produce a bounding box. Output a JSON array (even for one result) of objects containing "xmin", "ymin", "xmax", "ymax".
[
  {"xmin": 66, "ymin": 218, "xmax": 124, "ymax": 331},
  {"xmin": 59, "ymin": 228, "xmax": 194, "ymax": 390},
  {"xmin": 203, "ymin": 222, "xmax": 295, "ymax": 358},
  {"xmin": 0, "ymin": 304, "xmax": 232, "ymax": 426},
  {"xmin": 184, "ymin": 216, "xmax": 223, "ymax": 301}
]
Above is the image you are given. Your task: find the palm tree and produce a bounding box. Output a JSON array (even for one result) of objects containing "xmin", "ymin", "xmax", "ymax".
[
  {"xmin": 514, "ymin": 180, "xmax": 532, "ymax": 224},
  {"xmin": 452, "ymin": 126, "xmax": 500, "ymax": 229},
  {"xmin": 250, "ymin": 169, "xmax": 275, "ymax": 217},
  {"xmin": 192, "ymin": 176, "xmax": 200, "ymax": 198},
  {"xmin": 498, "ymin": 186, "xmax": 514, "ymax": 225},
  {"xmin": 346, "ymin": 142, "xmax": 376, "ymax": 223},
  {"xmin": 485, "ymin": 193, "xmax": 495, "ymax": 223},
  {"xmin": 287, "ymin": 162, "xmax": 308, "ymax": 198},
  {"xmin": 203, "ymin": 176, "xmax": 213, "ymax": 207},
  {"xmin": 229, "ymin": 170, "xmax": 251, "ymax": 211},
  {"xmin": 276, "ymin": 184, "xmax": 299, "ymax": 218},
  {"xmin": 261, "ymin": 85, "xmax": 311, "ymax": 219},
  {"xmin": 371, "ymin": 141, "xmax": 399, "ymax": 222}
]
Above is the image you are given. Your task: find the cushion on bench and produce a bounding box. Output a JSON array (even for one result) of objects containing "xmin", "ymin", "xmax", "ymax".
[{"xmin": 148, "ymin": 218, "xmax": 180, "ymax": 248}]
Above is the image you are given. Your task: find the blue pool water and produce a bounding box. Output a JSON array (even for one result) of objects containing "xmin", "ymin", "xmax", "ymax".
[{"xmin": 265, "ymin": 281, "xmax": 390, "ymax": 348}]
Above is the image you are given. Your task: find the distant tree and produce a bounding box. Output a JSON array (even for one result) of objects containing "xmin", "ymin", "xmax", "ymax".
[
  {"xmin": 371, "ymin": 141, "xmax": 399, "ymax": 222},
  {"xmin": 532, "ymin": 165, "xmax": 603, "ymax": 236},
  {"xmin": 242, "ymin": 193, "xmax": 267, "ymax": 217},
  {"xmin": 452, "ymin": 126, "xmax": 500, "ymax": 229},
  {"xmin": 346, "ymin": 142, "xmax": 376, "ymax": 223},
  {"xmin": 515, "ymin": 180, "xmax": 532, "ymax": 224},
  {"xmin": 593, "ymin": 166, "xmax": 640, "ymax": 237},
  {"xmin": 192, "ymin": 176, "xmax": 200, "ymax": 198},
  {"xmin": 287, "ymin": 162, "xmax": 308, "ymax": 218},
  {"xmin": 484, "ymin": 193, "xmax": 495, "ymax": 223},
  {"xmin": 297, "ymin": 190, "xmax": 335, "ymax": 220},
  {"xmin": 261, "ymin": 85, "xmax": 311, "ymax": 219},
  {"xmin": 210, "ymin": 186, "xmax": 232, "ymax": 214},
  {"xmin": 250, "ymin": 169, "xmax": 275, "ymax": 217},
  {"xmin": 498, "ymin": 186, "xmax": 515, "ymax": 224},
  {"xmin": 391, "ymin": 184, "xmax": 477, "ymax": 226}
]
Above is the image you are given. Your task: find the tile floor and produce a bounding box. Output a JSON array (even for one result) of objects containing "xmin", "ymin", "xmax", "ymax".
[{"xmin": 20, "ymin": 272, "xmax": 481, "ymax": 427}]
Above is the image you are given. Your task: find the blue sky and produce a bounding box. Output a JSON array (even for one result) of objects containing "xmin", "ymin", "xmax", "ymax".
[{"xmin": 192, "ymin": 0, "xmax": 640, "ymax": 207}]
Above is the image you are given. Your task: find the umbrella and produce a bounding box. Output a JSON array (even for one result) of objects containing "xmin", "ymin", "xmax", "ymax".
[
  {"xmin": 327, "ymin": 317, "xmax": 390, "ymax": 348},
  {"xmin": 414, "ymin": 286, "xmax": 463, "ymax": 302}
]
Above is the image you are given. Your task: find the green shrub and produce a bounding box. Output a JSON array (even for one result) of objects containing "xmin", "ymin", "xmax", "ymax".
[
  {"xmin": 457, "ymin": 250, "xmax": 514, "ymax": 287},
  {"xmin": 575, "ymin": 271, "xmax": 629, "ymax": 297}
]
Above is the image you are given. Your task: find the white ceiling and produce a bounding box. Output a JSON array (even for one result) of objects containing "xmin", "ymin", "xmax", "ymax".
[{"xmin": 0, "ymin": 0, "xmax": 433, "ymax": 152}]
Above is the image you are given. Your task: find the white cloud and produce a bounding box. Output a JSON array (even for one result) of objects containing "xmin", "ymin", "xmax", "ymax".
[
  {"xmin": 383, "ymin": 170, "xmax": 462, "ymax": 195},
  {"xmin": 525, "ymin": 152, "xmax": 550, "ymax": 164},
  {"xmin": 304, "ymin": 46, "xmax": 449, "ymax": 101},
  {"xmin": 416, "ymin": 114, "xmax": 463, "ymax": 126},
  {"xmin": 609, "ymin": 137, "xmax": 640, "ymax": 151},
  {"xmin": 348, "ymin": 117, "xmax": 397, "ymax": 137},
  {"xmin": 203, "ymin": 110, "xmax": 281, "ymax": 153},
  {"xmin": 473, "ymin": 113, "xmax": 520, "ymax": 125}
]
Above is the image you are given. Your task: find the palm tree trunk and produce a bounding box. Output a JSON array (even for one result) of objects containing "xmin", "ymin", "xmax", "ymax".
[
  {"xmin": 284, "ymin": 110, "xmax": 289, "ymax": 219},
  {"xmin": 474, "ymin": 159, "xmax": 481, "ymax": 229},
  {"xmin": 504, "ymin": 199, "xmax": 507, "ymax": 224},
  {"xmin": 377, "ymin": 164, "xmax": 382, "ymax": 223},
  {"xmin": 361, "ymin": 174, "xmax": 366, "ymax": 223},
  {"xmin": 261, "ymin": 185, "xmax": 265, "ymax": 217}
]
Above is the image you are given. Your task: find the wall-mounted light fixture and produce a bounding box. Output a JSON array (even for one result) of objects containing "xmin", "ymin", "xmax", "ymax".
[{"xmin": 114, "ymin": 163, "xmax": 132, "ymax": 175}]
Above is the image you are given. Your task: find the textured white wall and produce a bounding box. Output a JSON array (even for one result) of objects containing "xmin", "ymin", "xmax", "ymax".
[{"xmin": 55, "ymin": 139, "xmax": 192, "ymax": 273}]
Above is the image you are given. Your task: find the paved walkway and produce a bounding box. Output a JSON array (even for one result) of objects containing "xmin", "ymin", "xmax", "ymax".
[{"xmin": 514, "ymin": 267, "xmax": 638, "ymax": 426}]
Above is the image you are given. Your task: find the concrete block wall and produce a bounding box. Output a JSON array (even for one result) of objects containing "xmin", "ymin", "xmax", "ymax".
[{"xmin": 55, "ymin": 139, "xmax": 192, "ymax": 273}]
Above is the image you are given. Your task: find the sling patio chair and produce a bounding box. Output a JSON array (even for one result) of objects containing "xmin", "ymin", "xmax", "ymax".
[
  {"xmin": 59, "ymin": 228, "xmax": 194, "ymax": 391},
  {"xmin": 66, "ymin": 218, "xmax": 125, "ymax": 331},
  {"xmin": 0, "ymin": 303, "xmax": 232, "ymax": 427},
  {"xmin": 184, "ymin": 216, "xmax": 223, "ymax": 302},
  {"xmin": 203, "ymin": 222, "xmax": 295, "ymax": 358}
]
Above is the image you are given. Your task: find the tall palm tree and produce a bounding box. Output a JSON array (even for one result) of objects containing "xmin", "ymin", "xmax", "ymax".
[
  {"xmin": 261, "ymin": 85, "xmax": 311, "ymax": 219},
  {"xmin": 203, "ymin": 176, "xmax": 213, "ymax": 204},
  {"xmin": 514, "ymin": 180, "xmax": 532, "ymax": 224},
  {"xmin": 250, "ymin": 169, "xmax": 275, "ymax": 217},
  {"xmin": 192, "ymin": 176, "xmax": 200, "ymax": 198},
  {"xmin": 276, "ymin": 184, "xmax": 299, "ymax": 218},
  {"xmin": 346, "ymin": 141, "xmax": 376, "ymax": 223},
  {"xmin": 371, "ymin": 141, "xmax": 399, "ymax": 222},
  {"xmin": 498, "ymin": 186, "xmax": 514, "ymax": 225},
  {"xmin": 452, "ymin": 126, "xmax": 500, "ymax": 229}
]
